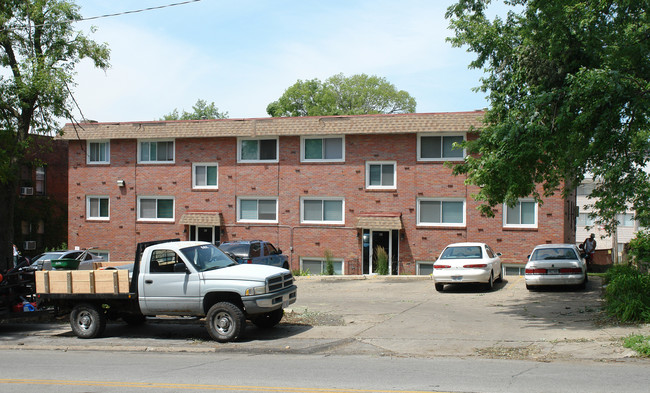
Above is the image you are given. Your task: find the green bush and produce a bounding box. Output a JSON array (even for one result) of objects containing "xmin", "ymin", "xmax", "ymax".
[
  {"xmin": 623, "ymin": 335, "xmax": 650, "ymax": 357},
  {"xmin": 604, "ymin": 264, "xmax": 650, "ymax": 323},
  {"xmin": 324, "ymin": 249, "xmax": 335, "ymax": 275},
  {"xmin": 629, "ymin": 230, "xmax": 650, "ymax": 269},
  {"xmin": 375, "ymin": 246, "xmax": 389, "ymax": 275}
]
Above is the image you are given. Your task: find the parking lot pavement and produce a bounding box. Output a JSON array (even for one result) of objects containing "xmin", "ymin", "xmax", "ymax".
[{"xmin": 1, "ymin": 275, "xmax": 649, "ymax": 362}]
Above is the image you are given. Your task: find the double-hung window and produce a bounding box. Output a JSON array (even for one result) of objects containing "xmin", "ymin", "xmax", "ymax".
[
  {"xmin": 301, "ymin": 197, "xmax": 344, "ymax": 224},
  {"xmin": 238, "ymin": 197, "xmax": 278, "ymax": 222},
  {"xmin": 238, "ymin": 138, "xmax": 278, "ymax": 163},
  {"xmin": 138, "ymin": 196, "xmax": 174, "ymax": 221},
  {"xmin": 301, "ymin": 136, "xmax": 344, "ymax": 162},
  {"xmin": 503, "ymin": 199, "xmax": 537, "ymax": 228},
  {"xmin": 366, "ymin": 161, "xmax": 396, "ymax": 189},
  {"xmin": 418, "ymin": 134, "xmax": 465, "ymax": 161},
  {"xmin": 301, "ymin": 257, "xmax": 344, "ymax": 275},
  {"xmin": 192, "ymin": 163, "xmax": 218, "ymax": 189},
  {"xmin": 87, "ymin": 196, "xmax": 109, "ymax": 220},
  {"xmin": 139, "ymin": 140, "xmax": 174, "ymax": 163},
  {"xmin": 87, "ymin": 141, "xmax": 110, "ymax": 164},
  {"xmin": 417, "ymin": 198, "xmax": 465, "ymax": 226}
]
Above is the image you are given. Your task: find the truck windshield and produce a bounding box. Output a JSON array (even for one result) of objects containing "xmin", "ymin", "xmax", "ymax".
[{"xmin": 180, "ymin": 244, "xmax": 237, "ymax": 272}]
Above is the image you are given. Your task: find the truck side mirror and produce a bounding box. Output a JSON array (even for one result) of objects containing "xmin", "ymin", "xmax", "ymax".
[{"xmin": 173, "ymin": 262, "xmax": 189, "ymax": 274}]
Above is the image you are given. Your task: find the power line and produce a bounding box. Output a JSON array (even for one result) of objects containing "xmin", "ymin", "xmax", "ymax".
[{"xmin": 78, "ymin": 0, "xmax": 203, "ymax": 22}]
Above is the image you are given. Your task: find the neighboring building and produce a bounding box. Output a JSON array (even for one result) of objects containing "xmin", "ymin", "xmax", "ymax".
[
  {"xmin": 60, "ymin": 112, "xmax": 576, "ymax": 274},
  {"xmin": 14, "ymin": 136, "xmax": 69, "ymax": 258},
  {"xmin": 576, "ymin": 177, "xmax": 640, "ymax": 261}
]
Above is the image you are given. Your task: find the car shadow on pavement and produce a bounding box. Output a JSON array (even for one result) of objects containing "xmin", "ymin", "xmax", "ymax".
[{"xmin": 437, "ymin": 280, "xmax": 508, "ymax": 293}]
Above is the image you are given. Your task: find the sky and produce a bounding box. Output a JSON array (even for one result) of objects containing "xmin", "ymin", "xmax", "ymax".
[{"xmin": 71, "ymin": 0, "xmax": 491, "ymax": 123}]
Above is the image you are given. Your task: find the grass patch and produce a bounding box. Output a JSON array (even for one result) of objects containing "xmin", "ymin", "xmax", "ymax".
[{"xmin": 623, "ymin": 335, "xmax": 650, "ymax": 357}]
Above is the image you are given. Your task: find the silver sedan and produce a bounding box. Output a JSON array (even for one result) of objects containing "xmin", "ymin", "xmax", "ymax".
[{"xmin": 524, "ymin": 244, "xmax": 588, "ymax": 290}]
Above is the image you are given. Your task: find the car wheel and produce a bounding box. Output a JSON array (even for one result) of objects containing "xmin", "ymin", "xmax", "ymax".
[
  {"xmin": 70, "ymin": 303, "xmax": 106, "ymax": 339},
  {"xmin": 251, "ymin": 309, "xmax": 284, "ymax": 329},
  {"xmin": 435, "ymin": 283, "xmax": 444, "ymax": 292},
  {"xmin": 206, "ymin": 302, "xmax": 246, "ymax": 343},
  {"xmin": 485, "ymin": 272, "xmax": 494, "ymax": 291}
]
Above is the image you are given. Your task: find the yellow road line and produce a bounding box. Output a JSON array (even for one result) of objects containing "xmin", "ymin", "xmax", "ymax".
[{"xmin": 0, "ymin": 379, "xmax": 448, "ymax": 393}]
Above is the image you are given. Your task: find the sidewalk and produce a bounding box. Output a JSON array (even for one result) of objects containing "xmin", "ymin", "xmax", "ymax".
[{"xmin": 1, "ymin": 275, "xmax": 649, "ymax": 363}]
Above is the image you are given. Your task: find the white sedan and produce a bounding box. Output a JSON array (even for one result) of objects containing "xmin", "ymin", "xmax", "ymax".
[
  {"xmin": 433, "ymin": 242, "xmax": 502, "ymax": 292},
  {"xmin": 524, "ymin": 244, "xmax": 588, "ymax": 290}
]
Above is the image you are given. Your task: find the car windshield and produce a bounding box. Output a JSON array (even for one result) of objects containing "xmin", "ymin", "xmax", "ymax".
[
  {"xmin": 440, "ymin": 246, "xmax": 483, "ymax": 259},
  {"xmin": 181, "ymin": 244, "xmax": 237, "ymax": 272},
  {"xmin": 218, "ymin": 243, "xmax": 249, "ymax": 257},
  {"xmin": 530, "ymin": 248, "xmax": 578, "ymax": 261}
]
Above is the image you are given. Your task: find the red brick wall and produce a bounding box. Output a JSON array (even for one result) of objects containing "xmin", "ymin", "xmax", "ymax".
[{"xmin": 67, "ymin": 133, "xmax": 570, "ymax": 272}]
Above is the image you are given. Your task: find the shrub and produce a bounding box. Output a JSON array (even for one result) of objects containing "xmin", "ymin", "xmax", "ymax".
[
  {"xmin": 324, "ymin": 249, "xmax": 335, "ymax": 275},
  {"xmin": 375, "ymin": 246, "xmax": 389, "ymax": 275},
  {"xmin": 623, "ymin": 335, "xmax": 650, "ymax": 357},
  {"xmin": 629, "ymin": 230, "xmax": 650, "ymax": 269},
  {"xmin": 604, "ymin": 264, "xmax": 650, "ymax": 323}
]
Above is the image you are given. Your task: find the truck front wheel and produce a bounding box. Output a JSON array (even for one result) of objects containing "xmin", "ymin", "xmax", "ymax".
[
  {"xmin": 206, "ymin": 302, "xmax": 246, "ymax": 343},
  {"xmin": 251, "ymin": 308, "xmax": 284, "ymax": 329},
  {"xmin": 70, "ymin": 303, "xmax": 106, "ymax": 339}
]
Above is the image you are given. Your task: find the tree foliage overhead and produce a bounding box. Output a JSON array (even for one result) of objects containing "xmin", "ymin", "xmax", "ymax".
[
  {"xmin": 0, "ymin": 0, "xmax": 110, "ymax": 269},
  {"xmin": 446, "ymin": 0, "xmax": 650, "ymax": 233},
  {"xmin": 160, "ymin": 99, "xmax": 228, "ymax": 121},
  {"xmin": 266, "ymin": 73, "xmax": 417, "ymax": 117}
]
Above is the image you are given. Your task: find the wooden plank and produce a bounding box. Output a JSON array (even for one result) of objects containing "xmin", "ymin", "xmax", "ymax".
[
  {"xmin": 93, "ymin": 270, "xmax": 129, "ymax": 293},
  {"xmin": 35, "ymin": 270, "xmax": 129, "ymax": 294},
  {"xmin": 92, "ymin": 261, "xmax": 132, "ymax": 270}
]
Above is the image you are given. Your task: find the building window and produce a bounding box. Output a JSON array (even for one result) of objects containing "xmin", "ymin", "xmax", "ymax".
[
  {"xmin": 87, "ymin": 196, "xmax": 110, "ymax": 220},
  {"xmin": 301, "ymin": 198, "xmax": 344, "ymax": 224},
  {"xmin": 617, "ymin": 213, "xmax": 635, "ymax": 227},
  {"xmin": 417, "ymin": 198, "xmax": 465, "ymax": 226},
  {"xmin": 87, "ymin": 141, "xmax": 110, "ymax": 164},
  {"xmin": 138, "ymin": 197, "xmax": 174, "ymax": 221},
  {"xmin": 238, "ymin": 138, "xmax": 278, "ymax": 163},
  {"xmin": 416, "ymin": 261, "xmax": 434, "ymax": 275},
  {"xmin": 366, "ymin": 161, "xmax": 396, "ymax": 189},
  {"xmin": 577, "ymin": 213, "xmax": 595, "ymax": 227},
  {"xmin": 139, "ymin": 140, "xmax": 174, "ymax": 163},
  {"xmin": 301, "ymin": 136, "xmax": 344, "ymax": 162},
  {"xmin": 577, "ymin": 182, "xmax": 595, "ymax": 196},
  {"xmin": 503, "ymin": 265, "xmax": 525, "ymax": 276},
  {"xmin": 237, "ymin": 197, "xmax": 277, "ymax": 222},
  {"xmin": 192, "ymin": 163, "xmax": 218, "ymax": 189},
  {"xmin": 94, "ymin": 250, "xmax": 110, "ymax": 261},
  {"xmin": 504, "ymin": 200, "xmax": 537, "ymax": 228},
  {"xmin": 418, "ymin": 134, "xmax": 465, "ymax": 161},
  {"xmin": 301, "ymin": 257, "xmax": 344, "ymax": 275},
  {"xmin": 35, "ymin": 166, "xmax": 46, "ymax": 195}
]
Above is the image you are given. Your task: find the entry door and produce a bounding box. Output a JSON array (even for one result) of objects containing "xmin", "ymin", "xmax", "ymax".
[
  {"xmin": 362, "ymin": 229, "xmax": 399, "ymax": 275},
  {"xmin": 189, "ymin": 226, "xmax": 220, "ymax": 244}
]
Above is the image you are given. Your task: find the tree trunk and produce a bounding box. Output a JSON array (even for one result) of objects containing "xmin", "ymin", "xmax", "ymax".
[{"xmin": 0, "ymin": 179, "xmax": 17, "ymax": 272}]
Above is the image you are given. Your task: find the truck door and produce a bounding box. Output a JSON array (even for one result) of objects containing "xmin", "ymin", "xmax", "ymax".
[{"xmin": 140, "ymin": 249, "xmax": 201, "ymax": 315}]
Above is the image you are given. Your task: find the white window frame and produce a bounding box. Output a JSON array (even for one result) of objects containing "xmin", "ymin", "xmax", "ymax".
[
  {"xmin": 300, "ymin": 135, "xmax": 345, "ymax": 163},
  {"xmin": 417, "ymin": 133, "xmax": 466, "ymax": 161},
  {"xmin": 237, "ymin": 197, "xmax": 278, "ymax": 223},
  {"xmin": 137, "ymin": 196, "xmax": 175, "ymax": 222},
  {"xmin": 138, "ymin": 139, "xmax": 175, "ymax": 164},
  {"xmin": 416, "ymin": 197, "xmax": 466, "ymax": 227},
  {"xmin": 416, "ymin": 261, "xmax": 435, "ymax": 276},
  {"xmin": 192, "ymin": 163, "xmax": 219, "ymax": 189},
  {"xmin": 300, "ymin": 257, "xmax": 345, "ymax": 275},
  {"xmin": 86, "ymin": 195, "xmax": 110, "ymax": 221},
  {"xmin": 300, "ymin": 197, "xmax": 345, "ymax": 225},
  {"xmin": 94, "ymin": 250, "xmax": 110, "ymax": 261},
  {"xmin": 365, "ymin": 161, "xmax": 397, "ymax": 190},
  {"xmin": 503, "ymin": 199, "xmax": 538, "ymax": 228},
  {"xmin": 87, "ymin": 140, "xmax": 110, "ymax": 164},
  {"xmin": 237, "ymin": 137, "xmax": 279, "ymax": 163}
]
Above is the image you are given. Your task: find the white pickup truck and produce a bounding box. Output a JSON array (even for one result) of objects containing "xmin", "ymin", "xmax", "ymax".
[{"xmin": 36, "ymin": 239, "xmax": 297, "ymax": 342}]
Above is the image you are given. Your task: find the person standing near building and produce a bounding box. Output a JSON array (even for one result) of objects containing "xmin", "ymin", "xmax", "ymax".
[
  {"xmin": 582, "ymin": 233, "xmax": 597, "ymax": 270},
  {"xmin": 12, "ymin": 244, "xmax": 19, "ymax": 268}
]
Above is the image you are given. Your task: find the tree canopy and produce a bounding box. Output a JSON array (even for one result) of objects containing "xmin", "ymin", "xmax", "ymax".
[
  {"xmin": 266, "ymin": 73, "xmax": 417, "ymax": 117},
  {"xmin": 0, "ymin": 0, "xmax": 110, "ymax": 269},
  {"xmin": 160, "ymin": 99, "xmax": 228, "ymax": 121},
  {"xmin": 446, "ymin": 0, "xmax": 650, "ymax": 233}
]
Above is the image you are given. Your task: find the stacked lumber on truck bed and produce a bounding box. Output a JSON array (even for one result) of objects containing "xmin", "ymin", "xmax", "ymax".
[{"xmin": 35, "ymin": 270, "xmax": 129, "ymax": 294}]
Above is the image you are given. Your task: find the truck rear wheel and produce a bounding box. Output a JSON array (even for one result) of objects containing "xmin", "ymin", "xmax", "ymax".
[
  {"xmin": 70, "ymin": 303, "xmax": 106, "ymax": 339},
  {"xmin": 251, "ymin": 308, "xmax": 284, "ymax": 329},
  {"xmin": 206, "ymin": 302, "xmax": 246, "ymax": 343}
]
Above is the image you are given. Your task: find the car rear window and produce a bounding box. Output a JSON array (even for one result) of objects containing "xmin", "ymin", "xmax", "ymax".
[
  {"xmin": 218, "ymin": 243, "xmax": 249, "ymax": 257},
  {"xmin": 440, "ymin": 246, "xmax": 483, "ymax": 259},
  {"xmin": 531, "ymin": 248, "xmax": 578, "ymax": 261}
]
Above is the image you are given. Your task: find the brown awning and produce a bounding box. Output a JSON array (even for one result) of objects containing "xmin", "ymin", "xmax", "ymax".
[
  {"xmin": 355, "ymin": 213, "xmax": 402, "ymax": 230},
  {"xmin": 179, "ymin": 212, "xmax": 222, "ymax": 226}
]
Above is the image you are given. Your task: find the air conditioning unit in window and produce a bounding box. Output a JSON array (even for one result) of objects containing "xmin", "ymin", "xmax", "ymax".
[
  {"xmin": 23, "ymin": 241, "xmax": 36, "ymax": 250},
  {"xmin": 20, "ymin": 187, "xmax": 34, "ymax": 196}
]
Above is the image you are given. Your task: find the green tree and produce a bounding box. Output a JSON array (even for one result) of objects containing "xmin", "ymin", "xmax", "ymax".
[
  {"xmin": 266, "ymin": 73, "xmax": 417, "ymax": 117},
  {"xmin": 0, "ymin": 0, "xmax": 110, "ymax": 270},
  {"xmin": 446, "ymin": 0, "xmax": 650, "ymax": 233},
  {"xmin": 160, "ymin": 99, "xmax": 228, "ymax": 120}
]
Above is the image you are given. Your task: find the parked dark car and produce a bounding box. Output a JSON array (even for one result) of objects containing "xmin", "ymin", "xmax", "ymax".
[{"xmin": 218, "ymin": 240, "xmax": 289, "ymax": 269}]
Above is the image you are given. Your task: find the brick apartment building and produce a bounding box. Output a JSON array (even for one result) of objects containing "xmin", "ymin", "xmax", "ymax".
[{"xmin": 60, "ymin": 111, "xmax": 576, "ymax": 275}]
